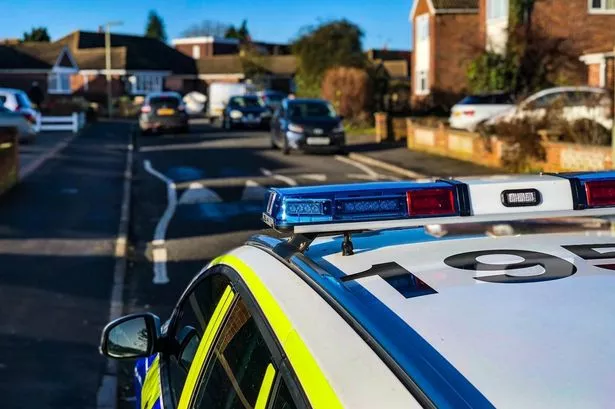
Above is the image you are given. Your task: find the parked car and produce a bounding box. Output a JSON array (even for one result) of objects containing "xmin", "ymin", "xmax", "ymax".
[
  {"xmin": 257, "ymin": 90, "xmax": 287, "ymax": 111},
  {"xmin": 449, "ymin": 92, "xmax": 515, "ymax": 131},
  {"xmin": 0, "ymin": 105, "xmax": 36, "ymax": 143},
  {"xmin": 139, "ymin": 92, "xmax": 189, "ymax": 135},
  {"xmin": 208, "ymin": 82, "xmax": 256, "ymax": 121},
  {"xmin": 222, "ymin": 95, "xmax": 272, "ymax": 130},
  {"xmin": 486, "ymin": 86, "xmax": 613, "ymax": 130},
  {"xmin": 0, "ymin": 88, "xmax": 39, "ymax": 132},
  {"xmin": 271, "ymin": 98, "xmax": 345, "ymax": 154}
]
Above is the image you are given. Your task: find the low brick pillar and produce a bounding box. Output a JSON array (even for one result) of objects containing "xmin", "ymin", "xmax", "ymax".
[
  {"xmin": 374, "ymin": 112, "xmax": 388, "ymax": 143},
  {"xmin": 406, "ymin": 118, "xmax": 415, "ymax": 148},
  {"xmin": 0, "ymin": 126, "xmax": 19, "ymax": 196}
]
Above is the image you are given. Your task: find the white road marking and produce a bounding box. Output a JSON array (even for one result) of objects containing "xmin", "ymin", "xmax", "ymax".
[
  {"xmin": 143, "ymin": 160, "xmax": 175, "ymax": 284},
  {"xmin": 20, "ymin": 133, "xmax": 76, "ymax": 179},
  {"xmin": 179, "ymin": 182, "xmax": 222, "ymax": 204},
  {"xmin": 260, "ymin": 168, "xmax": 298, "ymax": 186},
  {"xmin": 301, "ymin": 173, "xmax": 327, "ymax": 182},
  {"xmin": 97, "ymin": 134, "xmax": 133, "ymax": 409},
  {"xmin": 335, "ymin": 154, "xmax": 380, "ymax": 178},
  {"xmin": 241, "ymin": 180, "xmax": 268, "ymax": 201}
]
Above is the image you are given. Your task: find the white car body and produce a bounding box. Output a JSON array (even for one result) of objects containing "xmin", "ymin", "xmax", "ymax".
[
  {"xmin": 449, "ymin": 93, "xmax": 515, "ymax": 131},
  {"xmin": 0, "ymin": 106, "xmax": 36, "ymax": 143},
  {"xmin": 207, "ymin": 82, "xmax": 256, "ymax": 119},
  {"xmin": 0, "ymin": 87, "xmax": 39, "ymax": 141},
  {"xmin": 487, "ymin": 86, "xmax": 613, "ymax": 129}
]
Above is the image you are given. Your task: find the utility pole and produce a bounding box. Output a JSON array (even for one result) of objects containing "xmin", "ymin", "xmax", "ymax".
[{"xmin": 105, "ymin": 21, "xmax": 123, "ymax": 118}]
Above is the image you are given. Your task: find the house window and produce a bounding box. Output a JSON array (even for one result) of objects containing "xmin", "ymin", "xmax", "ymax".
[
  {"xmin": 192, "ymin": 45, "xmax": 201, "ymax": 59},
  {"xmin": 590, "ymin": 0, "xmax": 615, "ymax": 11},
  {"xmin": 487, "ymin": 0, "xmax": 509, "ymax": 19},
  {"xmin": 415, "ymin": 70, "xmax": 429, "ymax": 95},
  {"xmin": 129, "ymin": 74, "xmax": 164, "ymax": 94},
  {"xmin": 416, "ymin": 14, "xmax": 429, "ymax": 42},
  {"xmin": 48, "ymin": 72, "xmax": 72, "ymax": 94}
]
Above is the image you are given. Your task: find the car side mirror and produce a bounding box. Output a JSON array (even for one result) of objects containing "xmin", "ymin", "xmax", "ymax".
[{"xmin": 99, "ymin": 313, "xmax": 161, "ymax": 359}]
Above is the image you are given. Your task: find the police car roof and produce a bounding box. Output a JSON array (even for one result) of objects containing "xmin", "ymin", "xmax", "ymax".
[
  {"xmin": 254, "ymin": 173, "xmax": 615, "ymax": 407},
  {"xmin": 294, "ymin": 225, "xmax": 615, "ymax": 408}
]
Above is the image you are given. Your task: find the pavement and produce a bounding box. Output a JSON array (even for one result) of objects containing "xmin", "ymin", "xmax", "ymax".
[
  {"xmin": 0, "ymin": 120, "xmax": 502, "ymax": 409},
  {"xmin": 347, "ymin": 142, "xmax": 498, "ymax": 178},
  {"xmin": 0, "ymin": 123, "xmax": 130, "ymax": 409}
]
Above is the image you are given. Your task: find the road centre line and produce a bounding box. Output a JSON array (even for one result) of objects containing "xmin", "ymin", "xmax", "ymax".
[
  {"xmin": 260, "ymin": 168, "xmax": 298, "ymax": 186},
  {"xmin": 143, "ymin": 160, "xmax": 175, "ymax": 285}
]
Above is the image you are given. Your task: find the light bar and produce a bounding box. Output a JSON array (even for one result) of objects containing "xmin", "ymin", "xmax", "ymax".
[
  {"xmin": 262, "ymin": 181, "xmax": 463, "ymax": 232},
  {"xmin": 262, "ymin": 172, "xmax": 615, "ymax": 234}
]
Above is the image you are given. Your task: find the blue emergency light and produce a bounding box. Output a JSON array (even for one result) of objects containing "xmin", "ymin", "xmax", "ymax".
[{"xmin": 262, "ymin": 181, "xmax": 463, "ymax": 231}]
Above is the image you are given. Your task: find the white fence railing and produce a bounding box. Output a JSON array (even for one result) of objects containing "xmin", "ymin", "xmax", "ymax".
[{"xmin": 34, "ymin": 112, "xmax": 86, "ymax": 134}]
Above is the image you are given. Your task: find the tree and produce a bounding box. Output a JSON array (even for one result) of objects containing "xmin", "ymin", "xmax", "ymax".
[
  {"xmin": 22, "ymin": 27, "xmax": 50, "ymax": 42},
  {"xmin": 225, "ymin": 20, "xmax": 250, "ymax": 42},
  {"xmin": 292, "ymin": 20, "xmax": 366, "ymax": 97},
  {"xmin": 145, "ymin": 10, "xmax": 167, "ymax": 42},
  {"xmin": 181, "ymin": 20, "xmax": 231, "ymax": 38}
]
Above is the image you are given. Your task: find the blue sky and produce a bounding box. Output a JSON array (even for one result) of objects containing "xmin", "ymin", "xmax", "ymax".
[{"xmin": 0, "ymin": 0, "xmax": 412, "ymax": 50}]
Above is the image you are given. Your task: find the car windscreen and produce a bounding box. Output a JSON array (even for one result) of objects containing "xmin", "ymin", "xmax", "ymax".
[
  {"xmin": 16, "ymin": 92, "xmax": 32, "ymax": 108},
  {"xmin": 149, "ymin": 96, "xmax": 180, "ymax": 108},
  {"xmin": 458, "ymin": 94, "xmax": 513, "ymax": 105},
  {"xmin": 229, "ymin": 96, "xmax": 264, "ymax": 108},
  {"xmin": 288, "ymin": 102, "xmax": 337, "ymax": 119}
]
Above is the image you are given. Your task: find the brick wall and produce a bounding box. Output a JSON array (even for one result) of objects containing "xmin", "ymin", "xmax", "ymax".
[
  {"xmin": 0, "ymin": 73, "xmax": 48, "ymax": 95},
  {"xmin": 433, "ymin": 13, "xmax": 481, "ymax": 106},
  {"xmin": 406, "ymin": 119, "xmax": 613, "ymax": 172},
  {"xmin": 531, "ymin": 0, "xmax": 615, "ymax": 85},
  {"xmin": 588, "ymin": 63, "xmax": 601, "ymax": 87},
  {"xmin": 175, "ymin": 42, "xmax": 239, "ymax": 59},
  {"xmin": 411, "ymin": 0, "xmax": 434, "ymax": 108}
]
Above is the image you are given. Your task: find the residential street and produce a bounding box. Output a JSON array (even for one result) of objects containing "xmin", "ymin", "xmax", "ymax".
[{"xmin": 0, "ymin": 120, "xmax": 503, "ymax": 408}]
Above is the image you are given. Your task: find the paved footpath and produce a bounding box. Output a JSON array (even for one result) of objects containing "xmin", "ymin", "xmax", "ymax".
[
  {"xmin": 0, "ymin": 122, "xmax": 130, "ymax": 409},
  {"xmin": 348, "ymin": 142, "xmax": 498, "ymax": 178}
]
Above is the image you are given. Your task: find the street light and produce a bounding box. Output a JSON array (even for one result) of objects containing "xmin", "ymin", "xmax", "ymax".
[{"xmin": 105, "ymin": 21, "xmax": 123, "ymax": 118}]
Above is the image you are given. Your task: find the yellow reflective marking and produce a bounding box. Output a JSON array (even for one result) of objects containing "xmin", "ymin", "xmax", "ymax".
[
  {"xmin": 141, "ymin": 355, "xmax": 161, "ymax": 409},
  {"xmin": 254, "ymin": 363, "xmax": 276, "ymax": 409},
  {"xmin": 177, "ymin": 285, "xmax": 235, "ymax": 409},
  {"xmin": 212, "ymin": 255, "xmax": 343, "ymax": 409}
]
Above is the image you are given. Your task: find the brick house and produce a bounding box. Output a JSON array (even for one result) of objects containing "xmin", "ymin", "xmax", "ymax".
[
  {"xmin": 0, "ymin": 41, "xmax": 79, "ymax": 98},
  {"xmin": 479, "ymin": 0, "xmax": 615, "ymax": 88},
  {"xmin": 172, "ymin": 36, "xmax": 291, "ymax": 60},
  {"xmin": 409, "ymin": 0, "xmax": 481, "ymax": 110},
  {"xmin": 54, "ymin": 31, "xmax": 198, "ymax": 101}
]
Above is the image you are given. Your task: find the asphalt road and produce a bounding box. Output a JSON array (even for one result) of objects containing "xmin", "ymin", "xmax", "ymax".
[
  {"xmin": 119, "ymin": 121, "xmax": 404, "ymax": 403},
  {"xmin": 0, "ymin": 123, "xmax": 130, "ymax": 409}
]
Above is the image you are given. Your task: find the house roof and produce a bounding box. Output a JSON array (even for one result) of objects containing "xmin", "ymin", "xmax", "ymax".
[
  {"xmin": 0, "ymin": 42, "xmax": 75, "ymax": 70},
  {"xmin": 196, "ymin": 55, "xmax": 297, "ymax": 76},
  {"xmin": 382, "ymin": 60, "xmax": 410, "ymax": 79},
  {"xmin": 72, "ymin": 47, "xmax": 128, "ymax": 70},
  {"xmin": 410, "ymin": 0, "xmax": 478, "ymax": 19},
  {"xmin": 366, "ymin": 49, "xmax": 411, "ymax": 62},
  {"xmin": 432, "ymin": 0, "xmax": 478, "ymax": 9},
  {"xmin": 55, "ymin": 31, "xmax": 197, "ymax": 74}
]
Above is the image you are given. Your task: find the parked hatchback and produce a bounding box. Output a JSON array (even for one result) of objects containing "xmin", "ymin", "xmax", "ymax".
[
  {"xmin": 0, "ymin": 105, "xmax": 36, "ymax": 143},
  {"xmin": 222, "ymin": 95, "xmax": 272, "ymax": 130},
  {"xmin": 139, "ymin": 92, "xmax": 189, "ymax": 135},
  {"xmin": 0, "ymin": 88, "xmax": 39, "ymax": 132},
  {"xmin": 271, "ymin": 98, "xmax": 345, "ymax": 154},
  {"xmin": 487, "ymin": 86, "xmax": 613, "ymax": 130},
  {"xmin": 449, "ymin": 92, "xmax": 515, "ymax": 132}
]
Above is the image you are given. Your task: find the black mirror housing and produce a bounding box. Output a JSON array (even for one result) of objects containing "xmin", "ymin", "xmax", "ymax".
[{"xmin": 99, "ymin": 313, "xmax": 161, "ymax": 359}]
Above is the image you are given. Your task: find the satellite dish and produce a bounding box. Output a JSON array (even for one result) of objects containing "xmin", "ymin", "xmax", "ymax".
[{"xmin": 183, "ymin": 91, "xmax": 207, "ymax": 114}]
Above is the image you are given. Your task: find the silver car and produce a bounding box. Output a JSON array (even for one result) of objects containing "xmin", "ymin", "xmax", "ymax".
[{"xmin": 0, "ymin": 105, "xmax": 36, "ymax": 143}]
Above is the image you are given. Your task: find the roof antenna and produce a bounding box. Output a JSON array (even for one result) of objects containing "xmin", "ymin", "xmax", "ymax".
[{"xmin": 342, "ymin": 232, "xmax": 354, "ymax": 256}]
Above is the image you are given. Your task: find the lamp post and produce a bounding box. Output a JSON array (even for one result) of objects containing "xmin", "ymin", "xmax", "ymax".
[{"xmin": 105, "ymin": 21, "xmax": 123, "ymax": 118}]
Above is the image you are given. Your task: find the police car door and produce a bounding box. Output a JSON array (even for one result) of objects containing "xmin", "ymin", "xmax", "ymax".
[{"xmin": 174, "ymin": 264, "xmax": 307, "ymax": 409}]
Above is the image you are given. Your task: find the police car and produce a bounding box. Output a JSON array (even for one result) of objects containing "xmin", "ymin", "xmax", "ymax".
[{"xmin": 100, "ymin": 172, "xmax": 615, "ymax": 409}]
